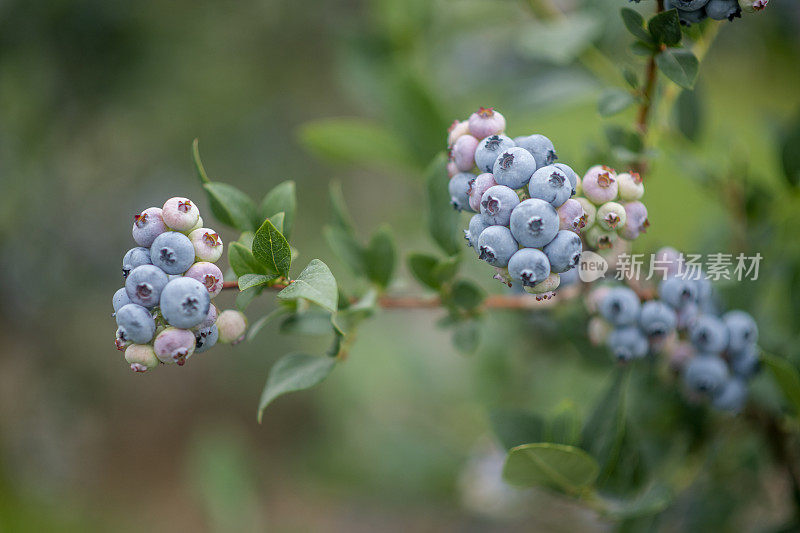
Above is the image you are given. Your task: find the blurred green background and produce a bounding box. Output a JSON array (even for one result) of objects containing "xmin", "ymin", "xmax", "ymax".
[{"xmin": 1, "ymin": 0, "xmax": 799, "ymax": 531}]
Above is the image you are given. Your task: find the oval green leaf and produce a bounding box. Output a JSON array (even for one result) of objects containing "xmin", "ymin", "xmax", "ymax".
[
  {"xmin": 257, "ymin": 353, "xmax": 337, "ymax": 422},
  {"xmin": 502, "ymin": 443, "xmax": 599, "ymax": 494}
]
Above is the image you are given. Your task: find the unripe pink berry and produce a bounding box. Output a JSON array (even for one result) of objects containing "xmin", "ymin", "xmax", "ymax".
[
  {"xmin": 557, "ymin": 198, "xmax": 587, "ymax": 232},
  {"xmin": 154, "ymin": 327, "xmax": 196, "ymax": 365},
  {"xmin": 194, "ymin": 303, "xmax": 218, "ymax": 330},
  {"xmin": 452, "ymin": 135, "xmax": 479, "ymax": 172},
  {"xmin": 588, "ymin": 317, "xmax": 611, "ymax": 346},
  {"xmin": 654, "ymin": 247, "xmax": 683, "ymax": 276},
  {"xmin": 619, "ymin": 201, "xmax": 649, "ymax": 240},
  {"xmin": 575, "ymin": 197, "xmax": 596, "ymax": 228},
  {"xmin": 447, "ymin": 161, "xmax": 459, "ymax": 178},
  {"xmin": 666, "ymin": 341, "xmax": 695, "ymax": 372},
  {"xmin": 582, "ymin": 165, "xmax": 618, "ymax": 205},
  {"xmin": 125, "ymin": 344, "xmax": 159, "ymax": 373},
  {"xmin": 447, "ymin": 120, "xmax": 471, "ymax": 145},
  {"xmin": 467, "ymin": 107, "xmax": 506, "ymax": 140},
  {"xmin": 216, "ymin": 309, "xmax": 248, "ymax": 344},
  {"xmin": 162, "ymin": 197, "xmax": 200, "ymax": 232},
  {"xmin": 184, "ymin": 262, "xmax": 224, "ymax": 298},
  {"xmin": 132, "ymin": 207, "xmax": 167, "ymax": 247},
  {"xmin": 188, "ymin": 228, "xmax": 224, "ymax": 262},
  {"xmin": 468, "ymin": 173, "xmax": 498, "ymax": 212}
]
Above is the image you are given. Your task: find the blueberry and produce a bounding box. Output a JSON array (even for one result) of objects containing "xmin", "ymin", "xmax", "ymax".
[
  {"xmin": 559, "ymin": 266, "xmax": 580, "ymax": 287},
  {"xmin": 184, "ymin": 261, "xmax": 224, "ymax": 298},
  {"xmin": 194, "ymin": 324, "xmax": 219, "ymax": 353},
  {"xmin": 159, "ymin": 277, "xmax": 211, "ymax": 329},
  {"xmin": 150, "ymin": 231, "xmax": 195, "ymax": 275},
  {"xmin": 553, "ymin": 164, "xmax": 578, "ymax": 191},
  {"xmin": 618, "ymin": 201, "xmax": 648, "ymax": 240},
  {"xmin": 658, "ymin": 276, "xmax": 699, "ymax": 309},
  {"xmin": 452, "ymin": 134, "xmax": 480, "ymax": 172},
  {"xmin": 528, "ymin": 165, "xmax": 573, "ymax": 208},
  {"xmin": 508, "ymin": 248, "xmax": 551, "ymax": 287},
  {"xmin": 468, "ymin": 173, "xmax": 498, "ymax": 212},
  {"xmin": 557, "ymin": 199, "xmax": 587, "ymax": 232},
  {"xmin": 122, "ymin": 247, "xmax": 153, "ymax": 279},
  {"xmin": 474, "ymin": 135, "xmax": 515, "ymax": 173},
  {"xmin": 154, "ymin": 327, "xmax": 196, "ymax": 365},
  {"xmin": 162, "ymin": 197, "xmax": 200, "ymax": 233},
  {"xmin": 722, "ymin": 310, "xmax": 758, "ymax": 354},
  {"xmin": 447, "ymin": 161, "xmax": 458, "ymax": 178},
  {"xmin": 597, "ymin": 202, "xmax": 627, "ymax": 231},
  {"xmin": 465, "ymin": 214, "xmax": 492, "ymax": 249},
  {"xmin": 131, "ymin": 207, "xmax": 167, "ymax": 247},
  {"xmin": 684, "ymin": 354, "xmax": 729, "ymax": 395},
  {"xmin": 575, "ymin": 198, "xmax": 596, "ymax": 228},
  {"xmin": 509, "ymin": 199, "xmax": 559, "ymax": 248},
  {"xmin": 447, "ymin": 120, "xmax": 470, "ymax": 146},
  {"xmin": 522, "ymin": 272, "xmax": 561, "ymax": 300},
  {"xmin": 638, "ymin": 300, "xmax": 677, "ymax": 339},
  {"xmin": 188, "ymin": 228, "xmax": 224, "ymax": 263},
  {"xmin": 582, "ymin": 165, "xmax": 618, "ymax": 205},
  {"xmin": 113, "ymin": 287, "xmax": 131, "ymax": 314},
  {"xmin": 676, "ymin": 302, "xmax": 700, "ymax": 331},
  {"xmin": 115, "ymin": 303, "xmax": 156, "ymax": 344},
  {"xmin": 514, "ymin": 134, "xmax": 557, "ymax": 169},
  {"xmin": 606, "ymin": 326, "xmax": 649, "ymax": 361},
  {"xmin": 480, "ymin": 185, "xmax": 520, "ymax": 226},
  {"xmin": 599, "ymin": 287, "xmax": 641, "ymax": 326},
  {"xmin": 125, "ymin": 264, "xmax": 169, "ymax": 308},
  {"xmin": 124, "ymin": 344, "xmax": 159, "ymax": 373},
  {"xmin": 449, "ymin": 172, "xmax": 476, "ymax": 212},
  {"xmin": 670, "ymin": 0, "xmax": 711, "ymax": 11},
  {"xmin": 690, "ymin": 315, "xmax": 729, "ymax": 353},
  {"xmin": 665, "ymin": 1, "xmax": 708, "ymax": 24},
  {"xmin": 585, "ymin": 225, "xmax": 617, "ymax": 250},
  {"xmin": 477, "ymin": 225, "xmax": 519, "ymax": 268},
  {"xmin": 654, "ymin": 247, "xmax": 684, "ymax": 277},
  {"xmin": 543, "ymin": 230, "xmax": 582, "ymax": 273},
  {"xmin": 468, "ymin": 107, "xmax": 506, "ymax": 140},
  {"xmin": 492, "ymin": 147, "xmax": 537, "ymax": 189},
  {"xmin": 712, "ymin": 378, "xmax": 748, "ymax": 412},
  {"xmin": 217, "ymin": 309, "xmax": 248, "ymax": 344},
  {"xmin": 730, "ymin": 344, "xmax": 760, "ymax": 378},
  {"xmin": 194, "ymin": 302, "xmax": 218, "ymax": 330},
  {"xmin": 617, "ymin": 172, "xmax": 644, "ymax": 201}
]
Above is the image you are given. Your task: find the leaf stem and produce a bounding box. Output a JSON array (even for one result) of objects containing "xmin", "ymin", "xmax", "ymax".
[{"xmin": 632, "ymin": 0, "xmax": 665, "ymax": 175}]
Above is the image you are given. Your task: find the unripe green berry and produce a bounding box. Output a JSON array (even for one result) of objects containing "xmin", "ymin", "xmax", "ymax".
[
  {"xmin": 597, "ymin": 202, "xmax": 627, "ymax": 231},
  {"xmin": 523, "ymin": 272, "xmax": 560, "ymax": 301},
  {"xmin": 575, "ymin": 197, "xmax": 596, "ymax": 228},
  {"xmin": 585, "ymin": 225, "xmax": 617, "ymax": 250},
  {"xmin": 217, "ymin": 310, "xmax": 248, "ymax": 344},
  {"xmin": 616, "ymin": 172, "xmax": 644, "ymax": 201},
  {"xmin": 125, "ymin": 344, "xmax": 159, "ymax": 373}
]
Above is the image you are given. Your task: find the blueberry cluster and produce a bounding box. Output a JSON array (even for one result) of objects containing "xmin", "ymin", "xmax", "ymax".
[
  {"xmin": 112, "ymin": 197, "xmax": 247, "ymax": 372},
  {"xmin": 447, "ymin": 108, "xmax": 584, "ymax": 300},
  {"xmin": 636, "ymin": 0, "xmax": 769, "ymax": 26},
  {"xmin": 589, "ymin": 248, "xmax": 759, "ymax": 413},
  {"xmin": 574, "ymin": 165, "xmax": 649, "ymax": 251}
]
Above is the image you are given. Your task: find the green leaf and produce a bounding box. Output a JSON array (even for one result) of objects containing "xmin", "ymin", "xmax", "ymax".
[
  {"xmin": 328, "ymin": 180, "xmax": 356, "ymax": 233},
  {"xmin": 279, "ymin": 311, "xmax": 334, "ymax": 336},
  {"xmin": 620, "ymin": 8, "xmax": 653, "ymax": 44},
  {"xmin": 518, "ymin": 14, "xmax": 602, "ymax": 64},
  {"xmin": 278, "ymin": 259, "xmax": 338, "ymax": 313},
  {"xmin": 675, "ymin": 88, "xmax": 703, "ymax": 141},
  {"xmin": 247, "ymin": 307, "xmax": 290, "ymax": 342},
  {"xmin": 407, "ymin": 253, "xmax": 442, "ymax": 290},
  {"xmin": 547, "ymin": 403, "xmax": 581, "ymax": 447},
  {"xmin": 237, "ymin": 273, "xmax": 274, "ymax": 291},
  {"xmin": 598, "ymin": 88, "xmax": 635, "ymax": 117},
  {"xmin": 425, "ymin": 154, "xmax": 462, "ymax": 256},
  {"xmin": 364, "ymin": 225, "xmax": 396, "ymax": 289},
  {"xmin": 622, "ymin": 68, "xmax": 639, "ymax": 89},
  {"xmin": 192, "ymin": 138, "xmax": 211, "ymax": 185},
  {"xmin": 432, "ymin": 255, "xmax": 460, "ymax": 282},
  {"xmin": 630, "ymin": 41, "xmax": 656, "ymax": 57},
  {"xmin": 252, "ymin": 219, "xmax": 291, "ymax": 278},
  {"xmin": 763, "ymin": 352, "xmax": 800, "ymax": 415},
  {"xmin": 648, "ymin": 9, "xmax": 682, "ymax": 47},
  {"xmin": 334, "ymin": 290, "xmax": 377, "ymax": 334},
  {"xmin": 452, "ymin": 320, "xmax": 480, "ymax": 354},
  {"xmin": 656, "ymin": 48, "xmax": 699, "ymax": 89},
  {"xmin": 235, "ymin": 287, "xmax": 260, "ymax": 311},
  {"xmin": 228, "ymin": 242, "xmax": 268, "ymax": 277},
  {"xmin": 203, "ymin": 182, "xmax": 259, "ymax": 232},
  {"xmin": 449, "ymin": 279, "xmax": 486, "ymax": 311},
  {"xmin": 490, "ymin": 409, "xmax": 548, "ymax": 450},
  {"xmin": 780, "ymin": 112, "xmax": 800, "ymax": 188},
  {"xmin": 258, "ymin": 181, "xmax": 296, "ymax": 238},
  {"xmin": 257, "ymin": 353, "xmax": 336, "ymax": 422},
  {"xmin": 502, "ymin": 443, "xmax": 599, "ymax": 494},
  {"xmin": 605, "ymin": 125, "xmax": 644, "ymax": 153},
  {"xmin": 600, "ymin": 484, "xmax": 672, "ymax": 519},
  {"xmin": 268, "ymin": 212, "xmax": 285, "ymax": 235},
  {"xmin": 298, "ymin": 118, "xmax": 415, "ymax": 172},
  {"xmin": 324, "ymin": 225, "xmax": 366, "ymax": 276}
]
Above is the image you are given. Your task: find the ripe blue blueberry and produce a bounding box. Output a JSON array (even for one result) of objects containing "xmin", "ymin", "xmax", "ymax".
[
  {"xmin": 606, "ymin": 326, "xmax": 649, "ymax": 361},
  {"xmin": 599, "ymin": 287, "xmax": 641, "ymax": 326},
  {"xmin": 730, "ymin": 344, "xmax": 760, "ymax": 378},
  {"xmin": 553, "ymin": 163, "xmax": 578, "ymax": 190},
  {"xmin": 690, "ymin": 315, "xmax": 729, "ymax": 353},
  {"xmin": 465, "ymin": 214, "xmax": 492, "ymax": 249},
  {"xmin": 125, "ymin": 264, "xmax": 169, "ymax": 308},
  {"xmin": 474, "ymin": 135, "xmax": 515, "ymax": 173},
  {"xmin": 115, "ymin": 303, "xmax": 156, "ymax": 344},
  {"xmin": 477, "ymin": 225, "xmax": 519, "ymax": 268},
  {"xmin": 658, "ymin": 276, "xmax": 699, "ymax": 309},
  {"xmin": 670, "ymin": 0, "xmax": 710, "ymax": 11},
  {"xmin": 509, "ymin": 199, "xmax": 559, "ymax": 248},
  {"xmin": 712, "ymin": 378, "xmax": 748, "ymax": 412},
  {"xmin": 194, "ymin": 324, "xmax": 219, "ymax": 353},
  {"xmin": 113, "ymin": 287, "xmax": 131, "ymax": 314},
  {"xmin": 122, "ymin": 247, "xmax": 152, "ymax": 279},
  {"xmin": 528, "ymin": 165, "xmax": 573, "ymax": 208},
  {"xmin": 480, "ymin": 185, "xmax": 520, "ymax": 226},
  {"xmin": 492, "ymin": 147, "xmax": 537, "ymax": 189},
  {"xmin": 508, "ymin": 248, "xmax": 551, "ymax": 287},
  {"xmin": 684, "ymin": 354, "xmax": 729, "ymax": 395},
  {"xmin": 665, "ymin": 1, "xmax": 708, "ymax": 24},
  {"xmin": 132, "ymin": 207, "xmax": 167, "ymax": 247},
  {"xmin": 514, "ymin": 134, "xmax": 557, "ymax": 169},
  {"xmin": 150, "ymin": 231, "xmax": 196, "ymax": 275},
  {"xmin": 160, "ymin": 277, "xmax": 211, "ymax": 329},
  {"xmin": 542, "ymin": 230, "xmax": 582, "ymax": 273},
  {"xmin": 638, "ymin": 300, "xmax": 677, "ymax": 339},
  {"xmin": 449, "ymin": 172, "xmax": 475, "ymax": 212},
  {"xmin": 722, "ymin": 310, "xmax": 758, "ymax": 354}
]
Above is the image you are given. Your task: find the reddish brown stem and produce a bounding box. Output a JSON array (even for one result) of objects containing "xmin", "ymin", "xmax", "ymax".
[{"xmin": 632, "ymin": 0, "xmax": 665, "ymax": 175}]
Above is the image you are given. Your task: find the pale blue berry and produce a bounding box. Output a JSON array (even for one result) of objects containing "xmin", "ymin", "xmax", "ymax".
[
  {"xmin": 449, "ymin": 172, "xmax": 475, "ymax": 212},
  {"xmin": 492, "ymin": 147, "xmax": 537, "ymax": 189},
  {"xmin": 514, "ymin": 134, "xmax": 557, "ymax": 169},
  {"xmin": 160, "ymin": 277, "xmax": 211, "ymax": 329},
  {"xmin": 690, "ymin": 315, "xmax": 729, "ymax": 353},
  {"xmin": 122, "ymin": 247, "xmax": 152, "ymax": 279},
  {"xmin": 638, "ymin": 300, "xmax": 677, "ymax": 339},
  {"xmin": 553, "ymin": 163, "xmax": 578, "ymax": 190},
  {"xmin": 607, "ymin": 326, "xmax": 649, "ymax": 361},
  {"xmin": 712, "ymin": 377, "xmax": 747, "ymax": 412},
  {"xmin": 508, "ymin": 248, "xmax": 551, "ymax": 287},
  {"xmin": 474, "ymin": 135, "xmax": 515, "ymax": 173},
  {"xmin": 477, "ymin": 225, "xmax": 518, "ymax": 268},
  {"xmin": 509, "ymin": 199, "xmax": 559, "ymax": 248},
  {"xmin": 684, "ymin": 354, "xmax": 729, "ymax": 395},
  {"xmin": 194, "ymin": 324, "xmax": 219, "ymax": 353},
  {"xmin": 542, "ymin": 230, "xmax": 581, "ymax": 273},
  {"xmin": 150, "ymin": 231, "xmax": 195, "ymax": 275},
  {"xmin": 115, "ymin": 303, "xmax": 156, "ymax": 344},
  {"xmin": 113, "ymin": 287, "xmax": 131, "ymax": 314},
  {"xmin": 125, "ymin": 264, "xmax": 169, "ymax": 308},
  {"xmin": 730, "ymin": 344, "xmax": 760, "ymax": 378},
  {"xmin": 599, "ymin": 287, "xmax": 641, "ymax": 326},
  {"xmin": 480, "ymin": 185, "xmax": 520, "ymax": 226},
  {"xmin": 528, "ymin": 165, "xmax": 573, "ymax": 208},
  {"xmin": 465, "ymin": 214, "xmax": 491, "ymax": 249},
  {"xmin": 659, "ymin": 276, "xmax": 699, "ymax": 309},
  {"xmin": 722, "ymin": 310, "xmax": 758, "ymax": 354}
]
